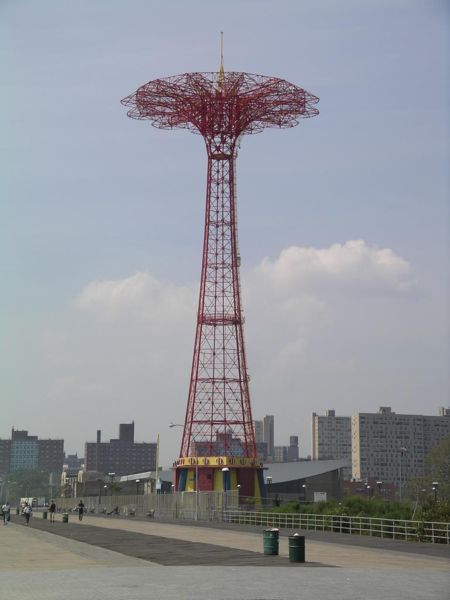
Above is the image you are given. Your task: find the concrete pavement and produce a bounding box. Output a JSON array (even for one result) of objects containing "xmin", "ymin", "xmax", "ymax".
[{"xmin": 1, "ymin": 512, "xmax": 449, "ymax": 600}]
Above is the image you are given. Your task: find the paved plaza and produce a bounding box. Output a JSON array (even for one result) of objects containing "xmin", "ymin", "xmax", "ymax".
[{"xmin": 0, "ymin": 513, "xmax": 448, "ymax": 599}]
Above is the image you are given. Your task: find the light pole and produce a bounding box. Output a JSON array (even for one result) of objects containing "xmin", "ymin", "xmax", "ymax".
[
  {"xmin": 399, "ymin": 447, "xmax": 407, "ymax": 501},
  {"xmin": 222, "ymin": 467, "xmax": 230, "ymax": 519},
  {"xmin": 135, "ymin": 479, "xmax": 140, "ymax": 496},
  {"xmin": 266, "ymin": 476, "xmax": 272, "ymax": 505},
  {"xmin": 301, "ymin": 483, "xmax": 306, "ymax": 502},
  {"xmin": 376, "ymin": 481, "xmax": 383, "ymax": 499},
  {"xmin": 432, "ymin": 481, "xmax": 439, "ymax": 502}
]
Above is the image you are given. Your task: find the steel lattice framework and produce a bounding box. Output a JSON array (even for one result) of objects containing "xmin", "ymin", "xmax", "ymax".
[{"xmin": 122, "ymin": 71, "xmax": 319, "ymax": 462}]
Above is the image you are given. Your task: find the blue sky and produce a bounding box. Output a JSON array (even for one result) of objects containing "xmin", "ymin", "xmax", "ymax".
[{"xmin": 1, "ymin": 0, "xmax": 449, "ymax": 463}]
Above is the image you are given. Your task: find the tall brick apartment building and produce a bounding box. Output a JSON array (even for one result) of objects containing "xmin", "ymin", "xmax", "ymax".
[
  {"xmin": 0, "ymin": 429, "xmax": 64, "ymax": 476},
  {"xmin": 84, "ymin": 422, "xmax": 156, "ymax": 476}
]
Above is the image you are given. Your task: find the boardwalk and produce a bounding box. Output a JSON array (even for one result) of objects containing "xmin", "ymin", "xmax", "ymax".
[{"xmin": 1, "ymin": 513, "xmax": 449, "ymax": 599}]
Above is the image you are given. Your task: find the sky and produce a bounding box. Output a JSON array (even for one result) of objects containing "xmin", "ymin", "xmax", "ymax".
[{"xmin": 1, "ymin": 0, "xmax": 449, "ymax": 465}]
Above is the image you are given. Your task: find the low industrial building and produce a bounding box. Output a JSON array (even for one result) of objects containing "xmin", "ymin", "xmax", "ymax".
[{"xmin": 263, "ymin": 459, "xmax": 349, "ymax": 502}]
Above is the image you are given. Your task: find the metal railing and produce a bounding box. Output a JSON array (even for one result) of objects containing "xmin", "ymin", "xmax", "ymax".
[
  {"xmin": 218, "ymin": 510, "xmax": 450, "ymax": 544},
  {"xmin": 53, "ymin": 494, "xmax": 449, "ymax": 544},
  {"xmin": 55, "ymin": 491, "xmax": 238, "ymax": 522}
]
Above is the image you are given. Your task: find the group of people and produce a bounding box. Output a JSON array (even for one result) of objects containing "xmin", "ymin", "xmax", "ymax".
[
  {"xmin": 0, "ymin": 500, "xmax": 60, "ymax": 526},
  {"xmin": 1, "ymin": 501, "xmax": 33, "ymax": 525},
  {"xmin": 1, "ymin": 499, "xmax": 87, "ymax": 525}
]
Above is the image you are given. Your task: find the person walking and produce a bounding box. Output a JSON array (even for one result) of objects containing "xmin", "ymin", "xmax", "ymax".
[
  {"xmin": 2, "ymin": 502, "xmax": 11, "ymax": 525},
  {"xmin": 49, "ymin": 500, "xmax": 56, "ymax": 523},
  {"xmin": 23, "ymin": 503, "xmax": 32, "ymax": 525},
  {"xmin": 77, "ymin": 500, "xmax": 85, "ymax": 521}
]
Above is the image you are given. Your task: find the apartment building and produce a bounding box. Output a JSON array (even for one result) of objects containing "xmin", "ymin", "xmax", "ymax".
[
  {"xmin": 311, "ymin": 410, "xmax": 352, "ymax": 478},
  {"xmin": 0, "ymin": 429, "xmax": 64, "ymax": 475},
  {"xmin": 352, "ymin": 407, "xmax": 450, "ymax": 485},
  {"xmin": 84, "ymin": 423, "xmax": 157, "ymax": 476}
]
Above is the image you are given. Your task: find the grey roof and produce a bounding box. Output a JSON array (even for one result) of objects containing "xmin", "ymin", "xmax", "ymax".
[
  {"xmin": 118, "ymin": 461, "xmax": 349, "ymax": 485},
  {"xmin": 118, "ymin": 469, "xmax": 173, "ymax": 483},
  {"xmin": 264, "ymin": 459, "xmax": 350, "ymax": 484}
]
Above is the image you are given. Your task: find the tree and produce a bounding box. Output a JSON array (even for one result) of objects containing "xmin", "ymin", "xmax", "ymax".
[
  {"xmin": 425, "ymin": 436, "xmax": 450, "ymax": 501},
  {"xmin": 2, "ymin": 469, "xmax": 50, "ymax": 503}
]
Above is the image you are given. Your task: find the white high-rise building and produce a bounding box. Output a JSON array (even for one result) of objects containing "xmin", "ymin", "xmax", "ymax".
[
  {"xmin": 352, "ymin": 406, "xmax": 450, "ymax": 485},
  {"xmin": 311, "ymin": 410, "xmax": 352, "ymax": 478}
]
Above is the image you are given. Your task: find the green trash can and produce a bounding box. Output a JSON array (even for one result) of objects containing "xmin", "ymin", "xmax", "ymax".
[
  {"xmin": 288, "ymin": 533, "xmax": 305, "ymax": 563},
  {"xmin": 263, "ymin": 528, "xmax": 279, "ymax": 555},
  {"xmin": 62, "ymin": 513, "xmax": 69, "ymax": 523},
  {"xmin": 42, "ymin": 511, "xmax": 48, "ymax": 520}
]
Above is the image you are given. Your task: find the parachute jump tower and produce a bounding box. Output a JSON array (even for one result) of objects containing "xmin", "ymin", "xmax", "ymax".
[{"xmin": 121, "ymin": 47, "xmax": 319, "ymax": 498}]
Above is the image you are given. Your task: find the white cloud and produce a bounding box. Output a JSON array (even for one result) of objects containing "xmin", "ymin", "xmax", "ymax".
[
  {"xmin": 251, "ymin": 240, "xmax": 416, "ymax": 294},
  {"xmin": 72, "ymin": 240, "xmax": 416, "ymax": 378},
  {"xmin": 75, "ymin": 240, "xmax": 415, "ymax": 322},
  {"xmin": 57, "ymin": 240, "xmax": 418, "ymax": 460},
  {"xmin": 74, "ymin": 271, "xmax": 197, "ymax": 325}
]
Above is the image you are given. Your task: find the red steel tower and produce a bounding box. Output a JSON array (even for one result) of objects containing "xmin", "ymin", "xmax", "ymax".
[{"xmin": 122, "ymin": 60, "xmax": 319, "ymax": 497}]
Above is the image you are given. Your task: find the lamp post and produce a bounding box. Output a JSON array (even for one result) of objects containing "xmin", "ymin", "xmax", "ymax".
[
  {"xmin": 135, "ymin": 479, "xmax": 140, "ymax": 496},
  {"xmin": 266, "ymin": 476, "xmax": 272, "ymax": 505},
  {"xmin": 376, "ymin": 480, "xmax": 383, "ymax": 499},
  {"xmin": 222, "ymin": 467, "xmax": 230, "ymax": 519},
  {"xmin": 399, "ymin": 448, "xmax": 407, "ymax": 501},
  {"xmin": 108, "ymin": 472, "xmax": 115, "ymax": 497},
  {"xmin": 301, "ymin": 483, "xmax": 306, "ymax": 502},
  {"xmin": 432, "ymin": 481, "xmax": 439, "ymax": 502}
]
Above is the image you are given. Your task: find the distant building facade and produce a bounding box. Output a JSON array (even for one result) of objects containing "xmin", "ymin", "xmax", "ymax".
[
  {"xmin": 64, "ymin": 453, "xmax": 84, "ymax": 470},
  {"xmin": 263, "ymin": 415, "xmax": 274, "ymax": 460},
  {"xmin": 255, "ymin": 441, "xmax": 268, "ymax": 461},
  {"xmin": 0, "ymin": 439, "xmax": 11, "ymax": 474},
  {"xmin": 273, "ymin": 446, "xmax": 287, "ymax": 462},
  {"xmin": 84, "ymin": 422, "xmax": 157, "ymax": 476},
  {"xmin": 0, "ymin": 429, "xmax": 64, "ymax": 475},
  {"xmin": 253, "ymin": 416, "xmax": 300, "ymax": 463},
  {"xmin": 352, "ymin": 406, "xmax": 450, "ymax": 486},
  {"xmin": 253, "ymin": 420, "xmax": 264, "ymax": 443},
  {"xmin": 287, "ymin": 436, "xmax": 299, "ymax": 461},
  {"xmin": 312, "ymin": 410, "xmax": 352, "ymax": 479}
]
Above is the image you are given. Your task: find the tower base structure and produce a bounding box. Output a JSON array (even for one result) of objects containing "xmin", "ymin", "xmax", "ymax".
[{"xmin": 174, "ymin": 456, "xmax": 266, "ymax": 499}]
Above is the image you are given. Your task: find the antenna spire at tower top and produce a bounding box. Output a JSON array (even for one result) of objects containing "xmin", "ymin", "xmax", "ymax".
[{"xmin": 218, "ymin": 31, "xmax": 225, "ymax": 90}]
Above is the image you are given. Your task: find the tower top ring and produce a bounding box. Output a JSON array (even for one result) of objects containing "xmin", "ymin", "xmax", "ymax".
[{"xmin": 121, "ymin": 71, "xmax": 319, "ymax": 138}]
